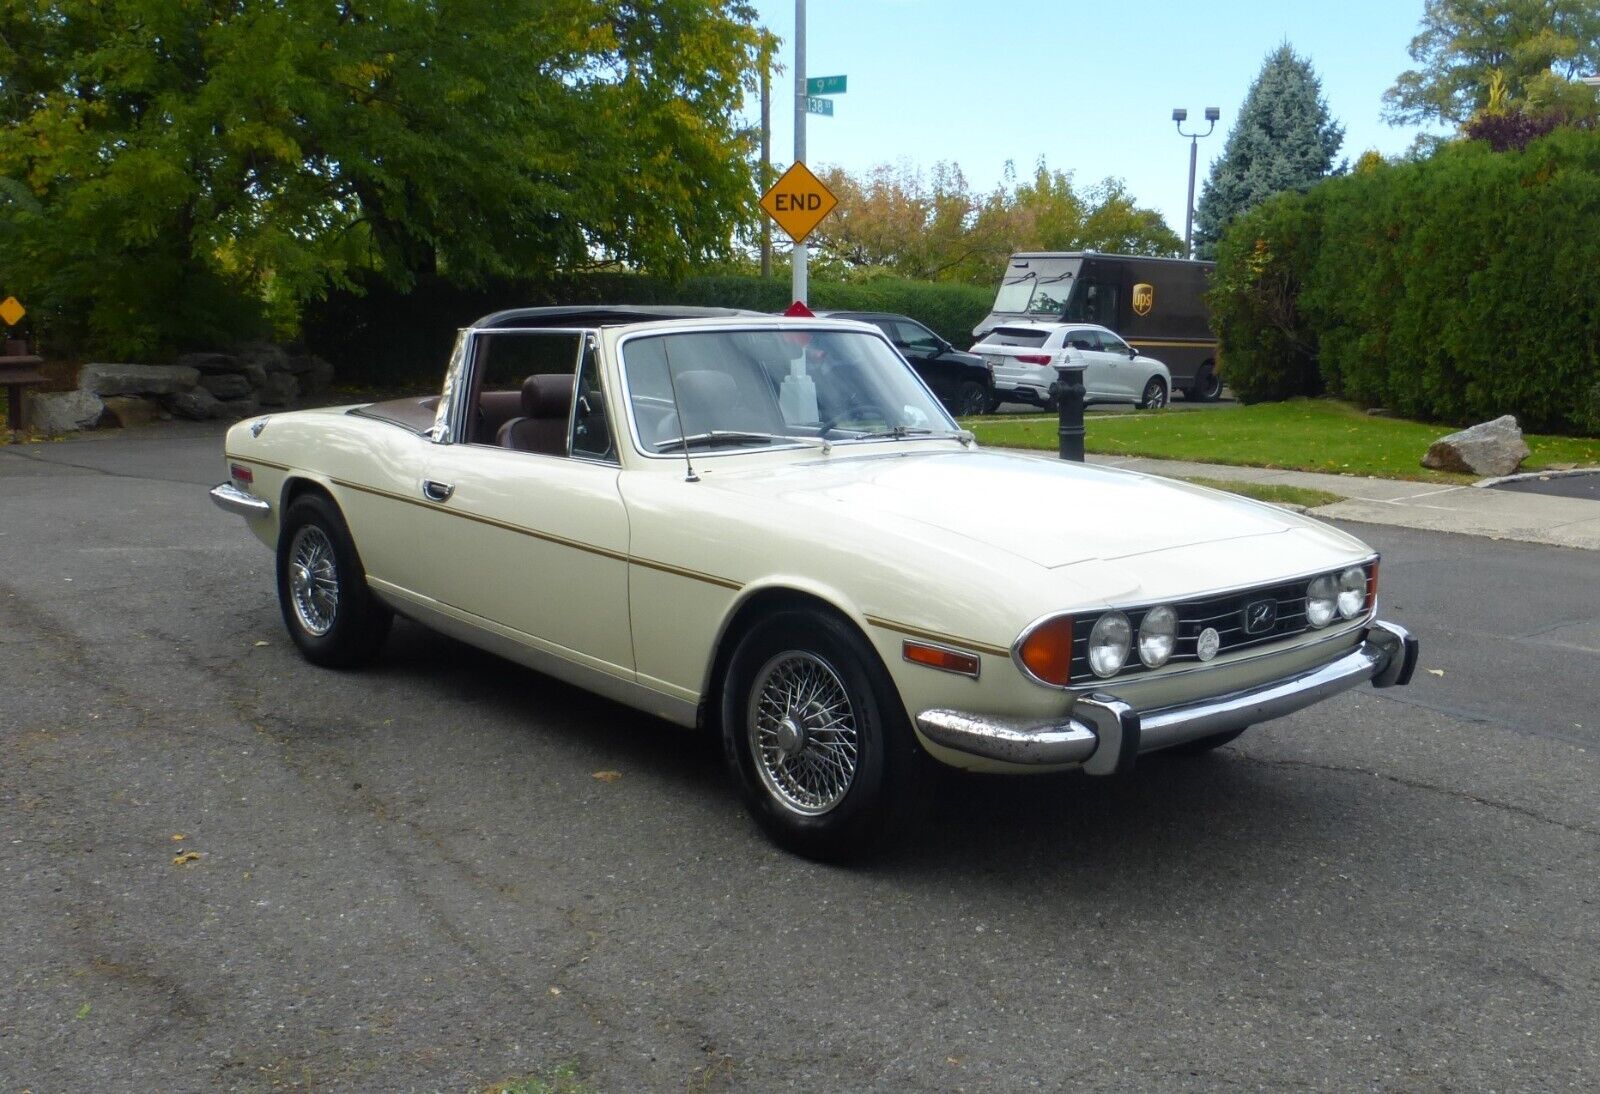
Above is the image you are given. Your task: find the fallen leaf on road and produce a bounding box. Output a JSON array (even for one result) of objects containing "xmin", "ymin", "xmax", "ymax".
[
  {"xmin": 171, "ymin": 833, "xmax": 185, "ymax": 841},
  {"xmin": 172, "ymin": 851, "xmax": 202, "ymax": 866},
  {"xmin": 75, "ymin": 1003, "xmax": 92, "ymax": 1019},
  {"xmin": 592, "ymin": 770, "xmax": 622, "ymax": 783},
  {"xmin": 1427, "ymin": 668, "xmax": 1445, "ymax": 677},
  {"xmin": 549, "ymin": 986, "xmax": 562, "ymax": 996},
  {"xmin": 253, "ymin": 640, "xmax": 269, "ymax": 647}
]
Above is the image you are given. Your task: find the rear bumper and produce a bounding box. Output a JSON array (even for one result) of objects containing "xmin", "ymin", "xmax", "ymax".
[
  {"xmin": 915, "ymin": 620, "xmax": 1418, "ymax": 775},
  {"xmin": 210, "ymin": 482, "xmax": 272, "ymax": 519}
]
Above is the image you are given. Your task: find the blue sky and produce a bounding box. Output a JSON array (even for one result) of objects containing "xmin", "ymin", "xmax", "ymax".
[{"xmin": 743, "ymin": 0, "xmax": 1447, "ymax": 234}]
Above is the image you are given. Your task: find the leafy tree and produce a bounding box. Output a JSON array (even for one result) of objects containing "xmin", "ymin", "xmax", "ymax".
[
  {"xmin": 1383, "ymin": 0, "xmax": 1600, "ymax": 127},
  {"xmin": 0, "ymin": 0, "xmax": 772, "ymax": 358},
  {"xmin": 1193, "ymin": 44, "xmax": 1344, "ymax": 260},
  {"xmin": 811, "ymin": 159, "xmax": 1180, "ymax": 286}
]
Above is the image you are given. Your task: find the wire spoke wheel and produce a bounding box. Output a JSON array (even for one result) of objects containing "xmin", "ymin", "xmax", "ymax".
[
  {"xmin": 747, "ymin": 650, "xmax": 860, "ymax": 816},
  {"xmin": 288, "ymin": 524, "xmax": 340, "ymax": 636}
]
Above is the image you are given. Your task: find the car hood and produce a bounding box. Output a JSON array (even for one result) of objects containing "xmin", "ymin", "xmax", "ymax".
[{"xmin": 700, "ymin": 448, "xmax": 1316, "ymax": 568}]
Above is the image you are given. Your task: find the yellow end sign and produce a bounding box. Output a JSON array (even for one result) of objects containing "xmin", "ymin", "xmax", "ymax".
[
  {"xmin": 760, "ymin": 162, "xmax": 838, "ymax": 244},
  {"xmin": 0, "ymin": 296, "xmax": 24, "ymax": 327}
]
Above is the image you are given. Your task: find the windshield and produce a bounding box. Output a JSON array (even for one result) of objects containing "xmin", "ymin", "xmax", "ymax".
[
  {"xmin": 622, "ymin": 328, "xmax": 957, "ymax": 454},
  {"xmin": 991, "ymin": 257, "xmax": 1081, "ymax": 317}
]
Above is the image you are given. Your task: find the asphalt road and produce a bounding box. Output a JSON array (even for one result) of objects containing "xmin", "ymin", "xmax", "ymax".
[
  {"xmin": 3, "ymin": 425, "xmax": 1598, "ymax": 1092},
  {"xmin": 1489, "ymin": 470, "xmax": 1600, "ymax": 499}
]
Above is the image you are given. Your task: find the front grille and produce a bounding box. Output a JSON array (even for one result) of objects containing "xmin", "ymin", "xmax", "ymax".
[{"xmin": 1069, "ymin": 563, "xmax": 1375, "ymax": 682}]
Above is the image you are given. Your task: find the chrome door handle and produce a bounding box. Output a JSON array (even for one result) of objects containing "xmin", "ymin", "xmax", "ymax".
[{"xmin": 421, "ymin": 479, "xmax": 455, "ymax": 502}]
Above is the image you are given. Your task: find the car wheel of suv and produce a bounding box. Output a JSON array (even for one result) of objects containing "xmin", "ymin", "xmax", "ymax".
[
  {"xmin": 277, "ymin": 493, "xmax": 392, "ymax": 668},
  {"xmin": 1138, "ymin": 377, "xmax": 1168, "ymax": 410},
  {"xmin": 1189, "ymin": 363, "xmax": 1222, "ymax": 402},
  {"xmin": 954, "ymin": 381, "xmax": 989, "ymax": 418},
  {"xmin": 721, "ymin": 610, "xmax": 928, "ymax": 861}
]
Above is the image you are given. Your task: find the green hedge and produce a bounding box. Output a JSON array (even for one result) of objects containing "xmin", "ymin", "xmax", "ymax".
[
  {"xmin": 1209, "ymin": 128, "xmax": 1600, "ymax": 433},
  {"xmin": 301, "ymin": 272, "xmax": 993, "ymax": 386}
]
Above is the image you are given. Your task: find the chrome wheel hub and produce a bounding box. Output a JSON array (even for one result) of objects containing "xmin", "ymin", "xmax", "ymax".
[
  {"xmin": 747, "ymin": 651, "xmax": 860, "ymax": 816},
  {"xmin": 288, "ymin": 525, "xmax": 339, "ymax": 637}
]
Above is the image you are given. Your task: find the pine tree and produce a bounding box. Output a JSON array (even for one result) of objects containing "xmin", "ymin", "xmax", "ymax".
[{"xmin": 1193, "ymin": 45, "xmax": 1344, "ymax": 260}]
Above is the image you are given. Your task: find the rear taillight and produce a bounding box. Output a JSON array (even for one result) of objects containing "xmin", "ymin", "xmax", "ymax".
[
  {"xmin": 230, "ymin": 462, "xmax": 254, "ymax": 486},
  {"xmin": 1016, "ymin": 354, "xmax": 1053, "ymax": 365}
]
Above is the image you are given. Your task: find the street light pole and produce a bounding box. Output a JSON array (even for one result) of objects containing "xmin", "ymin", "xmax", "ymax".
[
  {"xmin": 1172, "ymin": 106, "xmax": 1220, "ymax": 259},
  {"xmin": 792, "ymin": 0, "xmax": 807, "ymax": 305}
]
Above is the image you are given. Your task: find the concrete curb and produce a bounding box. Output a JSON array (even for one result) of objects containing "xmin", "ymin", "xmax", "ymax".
[{"xmin": 1472, "ymin": 467, "xmax": 1600, "ymax": 488}]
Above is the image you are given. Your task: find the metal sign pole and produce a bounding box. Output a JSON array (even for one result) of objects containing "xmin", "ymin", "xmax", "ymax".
[{"xmin": 791, "ymin": 0, "xmax": 807, "ymax": 306}]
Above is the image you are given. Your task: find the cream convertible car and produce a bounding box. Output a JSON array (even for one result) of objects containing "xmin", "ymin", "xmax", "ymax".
[{"xmin": 213, "ymin": 306, "xmax": 1418, "ymax": 860}]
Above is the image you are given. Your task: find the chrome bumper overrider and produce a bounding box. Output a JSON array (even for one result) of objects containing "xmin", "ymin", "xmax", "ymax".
[
  {"xmin": 916, "ymin": 620, "xmax": 1419, "ymax": 775},
  {"xmin": 209, "ymin": 482, "xmax": 271, "ymax": 519}
]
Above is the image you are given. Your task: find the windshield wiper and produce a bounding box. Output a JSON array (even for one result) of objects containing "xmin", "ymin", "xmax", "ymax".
[
  {"xmin": 653, "ymin": 430, "xmax": 832, "ymax": 453},
  {"xmin": 848, "ymin": 426, "xmax": 974, "ymax": 446}
]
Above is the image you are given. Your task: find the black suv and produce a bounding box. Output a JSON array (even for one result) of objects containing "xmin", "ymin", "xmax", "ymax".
[{"xmin": 816, "ymin": 311, "xmax": 995, "ymax": 417}]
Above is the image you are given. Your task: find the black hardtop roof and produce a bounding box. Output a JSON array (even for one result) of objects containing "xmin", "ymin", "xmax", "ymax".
[{"xmin": 472, "ymin": 305, "xmax": 766, "ymax": 330}]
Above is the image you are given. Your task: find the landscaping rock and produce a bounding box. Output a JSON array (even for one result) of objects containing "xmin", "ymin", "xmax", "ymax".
[
  {"xmin": 176, "ymin": 352, "xmax": 241, "ymax": 374},
  {"xmin": 101, "ymin": 396, "xmax": 162, "ymax": 428},
  {"xmin": 166, "ymin": 388, "xmax": 223, "ymax": 421},
  {"xmin": 237, "ymin": 362, "xmax": 269, "ymax": 389},
  {"xmin": 299, "ymin": 355, "xmax": 336, "ymax": 397},
  {"xmin": 238, "ymin": 342, "xmax": 292, "ymax": 374},
  {"xmin": 82, "ymin": 362, "xmax": 200, "ymax": 397},
  {"xmin": 1422, "ymin": 415, "xmax": 1531, "ymax": 477},
  {"xmin": 25, "ymin": 389, "xmax": 104, "ymax": 433},
  {"xmin": 257, "ymin": 371, "xmax": 299, "ymax": 406},
  {"xmin": 219, "ymin": 397, "xmax": 261, "ymax": 421},
  {"xmin": 284, "ymin": 354, "xmax": 319, "ymax": 375},
  {"xmin": 199, "ymin": 372, "xmax": 253, "ymax": 400}
]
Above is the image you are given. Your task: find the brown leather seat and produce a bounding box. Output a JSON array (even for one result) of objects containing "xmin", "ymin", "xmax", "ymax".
[{"xmin": 497, "ymin": 373, "xmax": 575, "ymax": 455}]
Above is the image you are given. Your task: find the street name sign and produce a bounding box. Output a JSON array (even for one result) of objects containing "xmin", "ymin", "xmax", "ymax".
[
  {"xmin": 806, "ymin": 75, "xmax": 847, "ymax": 96},
  {"xmin": 760, "ymin": 162, "xmax": 839, "ymax": 244},
  {"xmin": 805, "ymin": 96, "xmax": 834, "ymax": 117}
]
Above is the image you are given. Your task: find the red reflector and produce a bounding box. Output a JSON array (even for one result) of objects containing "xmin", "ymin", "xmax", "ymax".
[
  {"xmin": 1016, "ymin": 354, "xmax": 1053, "ymax": 365},
  {"xmin": 230, "ymin": 463, "xmax": 254, "ymax": 484},
  {"xmin": 783, "ymin": 300, "xmax": 815, "ymax": 317},
  {"xmin": 902, "ymin": 641, "xmax": 981, "ymax": 679}
]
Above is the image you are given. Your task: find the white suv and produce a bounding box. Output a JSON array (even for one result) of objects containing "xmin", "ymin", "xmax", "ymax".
[{"xmin": 973, "ymin": 322, "xmax": 1173, "ymax": 411}]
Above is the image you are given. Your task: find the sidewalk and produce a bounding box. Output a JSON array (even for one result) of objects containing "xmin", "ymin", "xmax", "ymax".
[{"xmin": 1009, "ymin": 448, "xmax": 1600, "ymax": 551}]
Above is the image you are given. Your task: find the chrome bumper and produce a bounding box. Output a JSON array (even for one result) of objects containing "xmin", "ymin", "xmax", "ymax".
[
  {"xmin": 916, "ymin": 620, "xmax": 1419, "ymax": 775},
  {"xmin": 209, "ymin": 482, "xmax": 271, "ymax": 519}
]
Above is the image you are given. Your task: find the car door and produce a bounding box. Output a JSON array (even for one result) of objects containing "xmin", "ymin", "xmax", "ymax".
[
  {"xmin": 412, "ymin": 330, "xmax": 634, "ymax": 675},
  {"xmin": 1065, "ymin": 328, "xmax": 1114, "ymax": 399},
  {"xmin": 886, "ymin": 318, "xmax": 952, "ymax": 400},
  {"xmin": 1094, "ymin": 330, "xmax": 1139, "ymax": 399}
]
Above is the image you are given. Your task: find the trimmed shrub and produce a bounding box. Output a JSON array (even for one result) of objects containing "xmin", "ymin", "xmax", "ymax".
[
  {"xmin": 301, "ymin": 272, "xmax": 992, "ymax": 386},
  {"xmin": 1209, "ymin": 127, "xmax": 1600, "ymax": 433}
]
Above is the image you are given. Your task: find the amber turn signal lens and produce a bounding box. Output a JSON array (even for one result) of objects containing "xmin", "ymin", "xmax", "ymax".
[
  {"xmin": 1367, "ymin": 560, "xmax": 1380, "ymax": 614},
  {"xmin": 1016, "ymin": 615, "xmax": 1075, "ymax": 686},
  {"xmin": 902, "ymin": 642, "xmax": 981, "ymax": 679}
]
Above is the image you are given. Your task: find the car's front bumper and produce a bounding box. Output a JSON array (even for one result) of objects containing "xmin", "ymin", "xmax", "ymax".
[{"xmin": 915, "ymin": 620, "xmax": 1418, "ymax": 775}]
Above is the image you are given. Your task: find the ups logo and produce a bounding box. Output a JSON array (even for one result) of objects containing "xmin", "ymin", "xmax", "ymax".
[{"xmin": 1132, "ymin": 283, "xmax": 1155, "ymax": 317}]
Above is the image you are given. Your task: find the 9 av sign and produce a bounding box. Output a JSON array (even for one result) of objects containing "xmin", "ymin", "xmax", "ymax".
[{"xmin": 760, "ymin": 162, "xmax": 838, "ymax": 245}]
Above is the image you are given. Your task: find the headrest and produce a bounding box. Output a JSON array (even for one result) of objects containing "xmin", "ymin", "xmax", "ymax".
[{"xmin": 522, "ymin": 373, "xmax": 575, "ymax": 417}]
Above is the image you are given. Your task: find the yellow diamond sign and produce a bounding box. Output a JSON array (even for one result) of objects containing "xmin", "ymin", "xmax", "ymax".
[
  {"xmin": 0, "ymin": 296, "xmax": 24, "ymax": 327},
  {"xmin": 760, "ymin": 161, "xmax": 838, "ymax": 244}
]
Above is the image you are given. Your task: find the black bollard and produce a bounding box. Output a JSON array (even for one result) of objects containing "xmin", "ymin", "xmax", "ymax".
[{"xmin": 1055, "ymin": 363, "xmax": 1087, "ymax": 461}]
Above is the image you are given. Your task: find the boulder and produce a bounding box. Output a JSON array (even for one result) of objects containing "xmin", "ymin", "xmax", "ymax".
[
  {"xmin": 81, "ymin": 362, "xmax": 200, "ymax": 397},
  {"xmin": 218, "ymin": 397, "xmax": 262, "ymax": 421},
  {"xmin": 237, "ymin": 362, "xmax": 269, "ymax": 389},
  {"xmin": 1422, "ymin": 415, "xmax": 1531, "ymax": 477},
  {"xmin": 299, "ymin": 355, "xmax": 336, "ymax": 397},
  {"xmin": 101, "ymin": 395, "xmax": 162, "ymax": 428},
  {"xmin": 175, "ymin": 352, "xmax": 241, "ymax": 374},
  {"xmin": 237, "ymin": 342, "xmax": 292, "ymax": 374},
  {"xmin": 199, "ymin": 372, "xmax": 253, "ymax": 400},
  {"xmin": 25, "ymin": 389, "xmax": 104, "ymax": 433},
  {"xmin": 256, "ymin": 371, "xmax": 299, "ymax": 407},
  {"xmin": 284, "ymin": 354, "xmax": 319, "ymax": 375},
  {"xmin": 166, "ymin": 388, "xmax": 223, "ymax": 421}
]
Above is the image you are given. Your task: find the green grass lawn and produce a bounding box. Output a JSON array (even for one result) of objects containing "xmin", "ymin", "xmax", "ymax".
[
  {"xmin": 1176, "ymin": 476, "xmax": 1346, "ymax": 509},
  {"xmin": 966, "ymin": 399, "xmax": 1600, "ymax": 482}
]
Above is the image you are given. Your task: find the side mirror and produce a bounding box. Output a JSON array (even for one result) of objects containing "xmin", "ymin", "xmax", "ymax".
[{"xmin": 1127, "ymin": 347, "xmax": 1137, "ymax": 359}]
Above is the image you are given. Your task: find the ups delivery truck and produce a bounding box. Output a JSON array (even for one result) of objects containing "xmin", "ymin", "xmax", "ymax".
[{"xmin": 974, "ymin": 252, "xmax": 1221, "ymax": 401}]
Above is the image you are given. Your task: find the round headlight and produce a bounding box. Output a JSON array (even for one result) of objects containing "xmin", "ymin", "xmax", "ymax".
[
  {"xmin": 1306, "ymin": 574, "xmax": 1338, "ymax": 628},
  {"xmin": 1337, "ymin": 566, "xmax": 1366, "ymax": 619},
  {"xmin": 1088, "ymin": 612, "xmax": 1132, "ymax": 678},
  {"xmin": 1138, "ymin": 605, "xmax": 1178, "ymax": 668}
]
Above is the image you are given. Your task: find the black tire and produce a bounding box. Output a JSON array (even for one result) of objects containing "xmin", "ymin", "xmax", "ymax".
[
  {"xmin": 984, "ymin": 391, "xmax": 1002, "ymax": 414},
  {"xmin": 953, "ymin": 380, "xmax": 990, "ymax": 418},
  {"xmin": 1138, "ymin": 377, "xmax": 1168, "ymax": 410},
  {"xmin": 1188, "ymin": 363, "xmax": 1222, "ymax": 402},
  {"xmin": 276, "ymin": 493, "xmax": 392, "ymax": 668},
  {"xmin": 1163, "ymin": 727, "xmax": 1248, "ymax": 756},
  {"xmin": 720, "ymin": 610, "xmax": 928, "ymax": 861}
]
